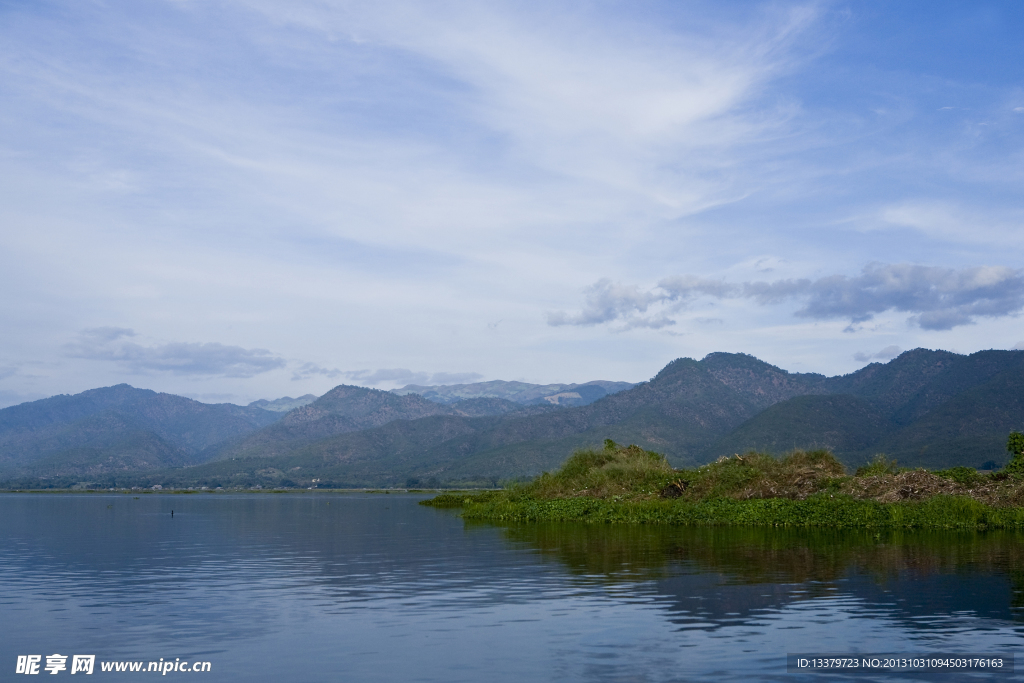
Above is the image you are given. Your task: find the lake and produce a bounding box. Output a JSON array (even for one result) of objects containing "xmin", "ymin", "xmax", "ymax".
[{"xmin": 1, "ymin": 493, "xmax": 1021, "ymax": 681}]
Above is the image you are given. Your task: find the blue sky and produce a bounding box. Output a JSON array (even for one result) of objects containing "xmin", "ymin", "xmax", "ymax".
[{"xmin": 2, "ymin": 0, "xmax": 1023, "ymax": 406}]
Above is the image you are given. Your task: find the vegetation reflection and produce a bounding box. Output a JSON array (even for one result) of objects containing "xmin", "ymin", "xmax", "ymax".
[{"xmin": 488, "ymin": 521, "xmax": 1024, "ymax": 612}]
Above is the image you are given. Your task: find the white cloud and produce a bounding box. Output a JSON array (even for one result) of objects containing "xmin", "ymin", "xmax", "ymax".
[
  {"xmin": 546, "ymin": 278, "xmax": 673, "ymax": 329},
  {"xmin": 853, "ymin": 345, "xmax": 902, "ymax": 362},
  {"xmin": 65, "ymin": 328, "xmax": 286, "ymax": 378},
  {"xmin": 551, "ymin": 263, "xmax": 1024, "ymax": 332},
  {"xmin": 229, "ymin": 0, "xmax": 821, "ymax": 225},
  {"xmin": 2, "ymin": 1, "xmax": 1024, "ymax": 399},
  {"xmin": 338, "ymin": 368, "xmax": 483, "ymax": 388},
  {"xmin": 291, "ymin": 363, "xmax": 344, "ymax": 381}
]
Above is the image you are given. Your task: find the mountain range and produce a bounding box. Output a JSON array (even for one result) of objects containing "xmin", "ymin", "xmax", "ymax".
[
  {"xmin": 1, "ymin": 348, "xmax": 1022, "ymax": 488},
  {"xmin": 0, "ymin": 385, "xmax": 280, "ymax": 479}
]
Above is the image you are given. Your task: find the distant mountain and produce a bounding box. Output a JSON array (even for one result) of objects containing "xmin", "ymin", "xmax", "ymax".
[
  {"xmin": 699, "ymin": 352, "xmax": 829, "ymax": 408},
  {"xmin": 154, "ymin": 354, "xmax": 830, "ymax": 487},
  {"xmin": 248, "ymin": 395, "xmax": 318, "ymax": 412},
  {"xmin": 210, "ymin": 385, "xmax": 557, "ymax": 461},
  {"xmin": 716, "ymin": 349, "xmax": 1024, "ymax": 469},
  {"xmin": 157, "ymin": 350, "xmax": 1024, "ymax": 488},
  {"xmin": 0, "ymin": 385, "xmax": 280, "ymax": 478},
  {"xmin": 870, "ymin": 360, "xmax": 1024, "ymax": 469},
  {"xmin": 392, "ymin": 379, "xmax": 635, "ymax": 406},
  {"xmin": 712, "ymin": 394, "xmax": 893, "ymax": 457},
  {"xmin": 3, "ymin": 350, "xmax": 1023, "ymax": 488}
]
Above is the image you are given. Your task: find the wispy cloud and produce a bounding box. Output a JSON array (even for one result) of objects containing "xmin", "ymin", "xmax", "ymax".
[
  {"xmin": 3, "ymin": 1, "xmax": 1024, "ymax": 398},
  {"xmin": 853, "ymin": 345, "xmax": 902, "ymax": 363},
  {"xmin": 291, "ymin": 363, "xmax": 344, "ymax": 381},
  {"xmin": 550, "ymin": 264, "xmax": 1024, "ymax": 332},
  {"xmin": 291, "ymin": 363, "xmax": 482, "ymax": 387},
  {"xmin": 339, "ymin": 368, "xmax": 483, "ymax": 388},
  {"xmin": 546, "ymin": 279, "xmax": 676, "ymax": 329},
  {"xmin": 65, "ymin": 328, "xmax": 286, "ymax": 378},
  {"xmin": 229, "ymin": 0, "xmax": 822, "ymax": 225}
]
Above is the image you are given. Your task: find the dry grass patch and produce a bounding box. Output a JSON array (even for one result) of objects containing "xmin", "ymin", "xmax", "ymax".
[
  {"xmin": 842, "ymin": 470, "xmax": 1024, "ymax": 507},
  {"xmin": 666, "ymin": 449, "xmax": 846, "ymax": 502}
]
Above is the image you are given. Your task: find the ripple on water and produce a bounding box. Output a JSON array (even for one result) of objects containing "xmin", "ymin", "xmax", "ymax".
[{"xmin": 1, "ymin": 494, "xmax": 1022, "ymax": 682}]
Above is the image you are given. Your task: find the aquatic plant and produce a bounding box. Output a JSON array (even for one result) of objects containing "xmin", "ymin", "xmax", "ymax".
[
  {"xmin": 423, "ymin": 440, "xmax": 1024, "ymax": 530},
  {"xmin": 456, "ymin": 493, "xmax": 1024, "ymax": 530}
]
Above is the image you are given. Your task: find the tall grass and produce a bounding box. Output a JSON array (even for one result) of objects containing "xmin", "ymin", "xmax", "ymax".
[{"xmin": 524, "ymin": 440, "xmax": 676, "ymax": 500}]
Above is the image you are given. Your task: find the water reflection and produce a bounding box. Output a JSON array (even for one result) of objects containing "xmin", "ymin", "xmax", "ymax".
[
  {"xmin": 2, "ymin": 494, "xmax": 1022, "ymax": 682},
  {"xmin": 499, "ymin": 523, "xmax": 1024, "ymax": 628}
]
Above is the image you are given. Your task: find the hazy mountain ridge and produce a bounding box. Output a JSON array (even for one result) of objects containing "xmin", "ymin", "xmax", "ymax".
[
  {"xmin": 177, "ymin": 349, "xmax": 1024, "ymax": 487},
  {"xmin": 391, "ymin": 379, "xmax": 635, "ymax": 406},
  {"xmin": 0, "ymin": 385, "xmax": 281, "ymax": 475},
  {"xmin": 210, "ymin": 386, "xmax": 556, "ymax": 461},
  {"xmin": 699, "ymin": 352, "xmax": 830, "ymax": 408},
  {"xmin": 2, "ymin": 349, "xmax": 1023, "ymax": 487},
  {"xmin": 91, "ymin": 355, "xmax": 852, "ymax": 487},
  {"xmin": 248, "ymin": 395, "xmax": 318, "ymax": 412},
  {"xmin": 719, "ymin": 349, "xmax": 1024, "ymax": 469}
]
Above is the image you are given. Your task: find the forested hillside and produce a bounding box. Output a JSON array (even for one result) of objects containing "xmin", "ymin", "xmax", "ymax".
[{"xmin": 3, "ymin": 349, "xmax": 1023, "ymax": 488}]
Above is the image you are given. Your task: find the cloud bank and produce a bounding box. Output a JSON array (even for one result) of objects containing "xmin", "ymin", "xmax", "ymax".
[
  {"xmin": 66, "ymin": 328, "xmax": 286, "ymax": 378},
  {"xmin": 550, "ymin": 264, "xmax": 1024, "ymax": 332}
]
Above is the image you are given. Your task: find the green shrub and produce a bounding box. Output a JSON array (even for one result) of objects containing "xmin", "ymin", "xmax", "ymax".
[
  {"xmin": 856, "ymin": 454, "xmax": 900, "ymax": 477},
  {"xmin": 933, "ymin": 466, "xmax": 983, "ymax": 487},
  {"xmin": 1006, "ymin": 432, "xmax": 1024, "ymax": 475},
  {"xmin": 419, "ymin": 491, "xmax": 504, "ymax": 507},
  {"xmin": 522, "ymin": 441, "xmax": 676, "ymax": 501}
]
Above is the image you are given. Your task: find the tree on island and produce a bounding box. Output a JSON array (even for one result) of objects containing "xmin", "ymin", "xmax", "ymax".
[{"xmin": 1006, "ymin": 431, "xmax": 1024, "ymax": 475}]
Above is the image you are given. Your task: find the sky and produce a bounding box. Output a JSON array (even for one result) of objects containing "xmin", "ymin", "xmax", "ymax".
[{"xmin": 2, "ymin": 0, "xmax": 1024, "ymax": 407}]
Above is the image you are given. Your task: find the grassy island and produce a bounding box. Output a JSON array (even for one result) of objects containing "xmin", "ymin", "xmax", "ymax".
[{"xmin": 422, "ymin": 439, "xmax": 1024, "ymax": 530}]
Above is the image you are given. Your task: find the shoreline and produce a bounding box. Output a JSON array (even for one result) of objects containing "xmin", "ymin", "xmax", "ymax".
[{"xmin": 0, "ymin": 488, "xmax": 478, "ymax": 495}]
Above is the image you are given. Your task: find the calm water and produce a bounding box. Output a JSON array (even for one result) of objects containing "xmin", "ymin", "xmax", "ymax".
[{"xmin": 1, "ymin": 493, "xmax": 1022, "ymax": 682}]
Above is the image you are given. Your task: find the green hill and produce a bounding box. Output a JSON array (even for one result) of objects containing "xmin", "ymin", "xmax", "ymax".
[
  {"xmin": 209, "ymin": 385, "xmax": 554, "ymax": 461},
  {"xmin": 3, "ymin": 349, "xmax": 1023, "ymax": 488},
  {"xmin": 872, "ymin": 365, "xmax": 1024, "ymax": 469},
  {"xmin": 134, "ymin": 355, "xmax": 821, "ymax": 488},
  {"xmin": 0, "ymin": 385, "xmax": 280, "ymax": 478},
  {"xmin": 711, "ymin": 394, "xmax": 892, "ymax": 458}
]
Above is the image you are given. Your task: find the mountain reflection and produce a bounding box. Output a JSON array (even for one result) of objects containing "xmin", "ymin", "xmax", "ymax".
[{"xmin": 496, "ymin": 522, "xmax": 1024, "ymax": 627}]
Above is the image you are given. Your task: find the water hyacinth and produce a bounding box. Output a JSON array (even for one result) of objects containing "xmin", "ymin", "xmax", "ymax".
[{"xmin": 423, "ymin": 439, "xmax": 1024, "ymax": 530}]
